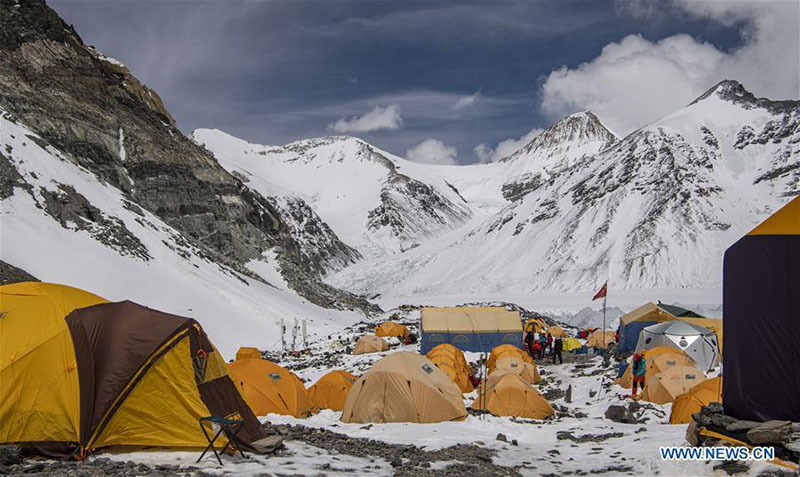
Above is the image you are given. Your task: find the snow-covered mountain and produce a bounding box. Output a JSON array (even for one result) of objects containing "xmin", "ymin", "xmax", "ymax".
[
  {"xmin": 324, "ymin": 80, "xmax": 797, "ymax": 299},
  {"xmin": 191, "ymin": 130, "xmax": 473, "ymax": 260}
]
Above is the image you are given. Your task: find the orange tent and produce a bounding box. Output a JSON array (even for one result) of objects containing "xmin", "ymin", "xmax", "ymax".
[
  {"xmin": 486, "ymin": 344, "xmax": 533, "ymax": 370},
  {"xmin": 427, "ymin": 343, "xmax": 470, "ymax": 374},
  {"xmin": 493, "ymin": 356, "xmax": 540, "ymax": 385},
  {"xmin": 616, "ymin": 347, "xmax": 692, "ymax": 388},
  {"xmin": 546, "ymin": 326, "xmax": 568, "ymax": 338},
  {"xmin": 642, "ymin": 365, "xmax": 706, "ymax": 404},
  {"xmin": 236, "ymin": 347, "xmax": 262, "ymax": 360},
  {"xmin": 353, "ymin": 335, "xmax": 389, "ymax": 355},
  {"xmin": 307, "ymin": 370, "xmax": 358, "ymax": 411},
  {"xmin": 228, "ymin": 358, "xmax": 312, "ymax": 418},
  {"xmin": 669, "ymin": 377, "xmax": 722, "ymax": 424},
  {"xmin": 375, "ymin": 321, "xmax": 410, "ymax": 338},
  {"xmin": 586, "ymin": 330, "xmax": 616, "ymax": 348},
  {"xmin": 471, "ymin": 371, "xmax": 554, "ymax": 419},
  {"xmin": 428, "ymin": 353, "xmax": 473, "ymax": 393}
]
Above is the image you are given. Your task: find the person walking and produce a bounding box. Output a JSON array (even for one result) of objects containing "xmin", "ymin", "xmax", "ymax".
[
  {"xmin": 532, "ymin": 340, "xmax": 542, "ymax": 360},
  {"xmin": 552, "ymin": 336, "xmax": 563, "ymax": 364},
  {"xmin": 631, "ymin": 353, "xmax": 647, "ymax": 398},
  {"xmin": 524, "ymin": 329, "xmax": 535, "ymax": 356},
  {"xmin": 546, "ymin": 333, "xmax": 553, "ymax": 356}
]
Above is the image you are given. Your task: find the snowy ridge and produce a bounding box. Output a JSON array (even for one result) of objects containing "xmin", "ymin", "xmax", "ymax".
[{"xmin": 0, "ymin": 111, "xmax": 364, "ymax": 357}]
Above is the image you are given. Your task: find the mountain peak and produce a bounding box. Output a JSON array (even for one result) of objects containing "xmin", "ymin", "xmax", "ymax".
[{"xmin": 690, "ymin": 80, "xmax": 798, "ymax": 113}]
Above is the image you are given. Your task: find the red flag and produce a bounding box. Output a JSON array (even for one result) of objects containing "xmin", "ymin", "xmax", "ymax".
[{"xmin": 592, "ymin": 282, "xmax": 607, "ymax": 301}]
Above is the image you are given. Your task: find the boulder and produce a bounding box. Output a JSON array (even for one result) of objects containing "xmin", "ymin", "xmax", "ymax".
[
  {"xmin": 496, "ymin": 433, "xmax": 507, "ymax": 443},
  {"xmin": 692, "ymin": 412, "xmax": 712, "ymax": 426},
  {"xmin": 725, "ymin": 420, "xmax": 761, "ymax": 432},
  {"xmin": 710, "ymin": 414, "xmax": 739, "ymax": 428},
  {"xmin": 685, "ymin": 421, "xmax": 700, "ymax": 447},
  {"xmin": 0, "ymin": 445, "xmax": 21, "ymax": 466},
  {"xmin": 605, "ymin": 405, "xmax": 636, "ymax": 424},
  {"xmin": 746, "ymin": 420, "xmax": 792, "ymax": 445},
  {"xmin": 251, "ymin": 436, "xmax": 284, "ymax": 454},
  {"xmin": 701, "ymin": 402, "xmax": 724, "ymax": 415},
  {"xmin": 784, "ymin": 441, "xmax": 800, "ymax": 453}
]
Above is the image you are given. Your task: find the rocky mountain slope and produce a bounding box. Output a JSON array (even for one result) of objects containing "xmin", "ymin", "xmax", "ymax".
[
  {"xmin": 0, "ymin": 0, "xmax": 376, "ymax": 314},
  {"xmin": 320, "ymin": 82, "xmax": 796, "ymax": 299}
]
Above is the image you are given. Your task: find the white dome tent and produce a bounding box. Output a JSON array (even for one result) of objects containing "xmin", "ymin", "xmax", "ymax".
[{"xmin": 634, "ymin": 321, "xmax": 720, "ymax": 372}]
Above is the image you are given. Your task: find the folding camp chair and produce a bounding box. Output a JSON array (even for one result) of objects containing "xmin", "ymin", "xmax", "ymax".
[{"xmin": 196, "ymin": 415, "xmax": 248, "ymax": 465}]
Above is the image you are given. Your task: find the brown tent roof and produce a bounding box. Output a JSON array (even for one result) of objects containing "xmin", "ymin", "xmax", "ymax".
[{"xmin": 353, "ymin": 335, "xmax": 389, "ymax": 355}]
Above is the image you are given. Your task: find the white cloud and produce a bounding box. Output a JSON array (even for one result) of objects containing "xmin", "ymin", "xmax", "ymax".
[
  {"xmin": 473, "ymin": 127, "xmax": 544, "ymax": 162},
  {"xmin": 540, "ymin": 0, "xmax": 799, "ymax": 136},
  {"xmin": 406, "ymin": 138, "xmax": 458, "ymax": 165},
  {"xmin": 453, "ymin": 91, "xmax": 481, "ymax": 110},
  {"xmin": 328, "ymin": 104, "xmax": 403, "ymax": 133}
]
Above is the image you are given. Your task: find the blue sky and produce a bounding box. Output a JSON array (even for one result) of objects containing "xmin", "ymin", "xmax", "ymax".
[{"xmin": 51, "ymin": 1, "xmax": 798, "ymax": 164}]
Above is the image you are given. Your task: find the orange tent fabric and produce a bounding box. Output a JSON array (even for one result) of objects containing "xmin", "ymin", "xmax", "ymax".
[
  {"xmin": 307, "ymin": 370, "xmax": 358, "ymax": 411},
  {"xmin": 669, "ymin": 377, "xmax": 722, "ymax": 424},
  {"xmin": 493, "ymin": 356, "xmax": 541, "ymax": 385},
  {"xmin": 427, "ymin": 343, "xmax": 470, "ymax": 372},
  {"xmin": 353, "ymin": 335, "xmax": 389, "ymax": 355},
  {"xmin": 342, "ymin": 352, "xmax": 466, "ymax": 423},
  {"xmin": 228, "ymin": 358, "xmax": 312, "ymax": 418},
  {"xmin": 616, "ymin": 347, "xmax": 692, "ymax": 388},
  {"xmin": 428, "ymin": 353, "xmax": 473, "ymax": 393},
  {"xmin": 586, "ymin": 330, "xmax": 616, "ymax": 348},
  {"xmin": 471, "ymin": 371, "xmax": 554, "ymax": 419},
  {"xmin": 236, "ymin": 347, "xmax": 262, "ymax": 360},
  {"xmin": 486, "ymin": 344, "xmax": 533, "ymax": 370},
  {"xmin": 546, "ymin": 326, "xmax": 568, "ymax": 338},
  {"xmin": 642, "ymin": 365, "xmax": 706, "ymax": 404},
  {"xmin": 375, "ymin": 321, "xmax": 410, "ymax": 338}
]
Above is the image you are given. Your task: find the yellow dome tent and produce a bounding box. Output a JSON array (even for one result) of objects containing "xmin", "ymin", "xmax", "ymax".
[
  {"xmin": 563, "ymin": 337, "xmax": 583, "ymax": 351},
  {"xmin": 342, "ymin": 352, "xmax": 467, "ymax": 423},
  {"xmin": 375, "ymin": 321, "xmax": 410, "ymax": 338},
  {"xmin": 493, "ymin": 356, "xmax": 541, "ymax": 385},
  {"xmin": 486, "ymin": 344, "xmax": 533, "ymax": 370},
  {"xmin": 353, "ymin": 335, "xmax": 390, "ymax": 355},
  {"xmin": 586, "ymin": 330, "xmax": 616, "ymax": 348},
  {"xmin": 546, "ymin": 326, "xmax": 568, "ymax": 338},
  {"xmin": 669, "ymin": 377, "xmax": 722, "ymax": 424},
  {"xmin": 524, "ymin": 318, "xmax": 547, "ymax": 334},
  {"xmin": 307, "ymin": 370, "xmax": 358, "ymax": 411},
  {"xmin": 236, "ymin": 347, "xmax": 262, "ymax": 360},
  {"xmin": 615, "ymin": 347, "xmax": 691, "ymax": 388},
  {"xmin": 427, "ymin": 352, "xmax": 473, "ymax": 393},
  {"xmin": 0, "ymin": 283, "xmax": 265, "ymax": 454},
  {"xmin": 426, "ymin": 343, "xmax": 470, "ymax": 374},
  {"xmin": 228, "ymin": 358, "xmax": 312, "ymax": 418},
  {"xmin": 471, "ymin": 370, "xmax": 554, "ymax": 419},
  {"xmin": 641, "ymin": 365, "xmax": 706, "ymax": 404}
]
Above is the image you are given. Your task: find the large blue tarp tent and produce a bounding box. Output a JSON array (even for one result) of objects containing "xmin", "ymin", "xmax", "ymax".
[{"xmin": 420, "ymin": 306, "xmax": 523, "ymax": 354}]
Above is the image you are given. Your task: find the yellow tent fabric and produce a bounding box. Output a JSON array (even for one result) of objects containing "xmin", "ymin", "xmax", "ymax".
[
  {"xmin": 307, "ymin": 370, "xmax": 358, "ymax": 411},
  {"xmin": 93, "ymin": 336, "xmax": 211, "ymax": 448},
  {"xmin": 426, "ymin": 343, "xmax": 470, "ymax": 374},
  {"xmin": 427, "ymin": 343, "xmax": 473, "ymax": 392},
  {"xmin": 619, "ymin": 302, "xmax": 678, "ymax": 327},
  {"xmin": 524, "ymin": 318, "xmax": 547, "ymax": 333},
  {"xmin": 421, "ymin": 306, "xmax": 522, "ymax": 333},
  {"xmin": 680, "ymin": 317, "xmax": 724, "ymax": 353},
  {"xmin": 375, "ymin": 321, "xmax": 410, "ymax": 338},
  {"xmin": 236, "ymin": 347, "xmax": 262, "ymax": 361},
  {"xmin": 563, "ymin": 337, "xmax": 583, "ymax": 351},
  {"xmin": 0, "ymin": 282, "xmax": 107, "ymax": 444},
  {"xmin": 669, "ymin": 377, "xmax": 723, "ymax": 424},
  {"xmin": 546, "ymin": 326, "xmax": 567, "ymax": 338},
  {"xmin": 642, "ymin": 365, "xmax": 706, "ymax": 404},
  {"xmin": 487, "ymin": 344, "xmax": 533, "ymax": 370},
  {"xmin": 471, "ymin": 371, "xmax": 554, "ymax": 419},
  {"xmin": 493, "ymin": 356, "xmax": 541, "ymax": 385},
  {"xmin": 353, "ymin": 335, "xmax": 389, "ymax": 355},
  {"xmin": 616, "ymin": 349, "xmax": 693, "ymax": 388},
  {"xmin": 228, "ymin": 358, "xmax": 312, "ymax": 418},
  {"xmin": 586, "ymin": 330, "xmax": 616, "ymax": 348},
  {"xmin": 341, "ymin": 352, "xmax": 467, "ymax": 423},
  {"xmin": 748, "ymin": 195, "xmax": 800, "ymax": 235}
]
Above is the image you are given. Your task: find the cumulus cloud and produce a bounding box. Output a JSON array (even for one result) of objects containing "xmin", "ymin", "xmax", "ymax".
[
  {"xmin": 328, "ymin": 104, "xmax": 403, "ymax": 133},
  {"xmin": 540, "ymin": 0, "xmax": 799, "ymax": 136},
  {"xmin": 473, "ymin": 127, "xmax": 544, "ymax": 162},
  {"xmin": 406, "ymin": 138, "xmax": 458, "ymax": 165},
  {"xmin": 453, "ymin": 91, "xmax": 481, "ymax": 110}
]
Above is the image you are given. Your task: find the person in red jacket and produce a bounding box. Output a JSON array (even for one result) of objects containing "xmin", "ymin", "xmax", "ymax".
[{"xmin": 532, "ymin": 340, "xmax": 542, "ymax": 360}]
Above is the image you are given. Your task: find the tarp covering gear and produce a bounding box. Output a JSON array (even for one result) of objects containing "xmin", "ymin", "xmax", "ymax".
[
  {"xmin": 635, "ymin": 321, "xmax": 720, "ymax": 372},
  {"xmin": 420, "ymin": 306, "xmax": 522, "ymax": 354},
  {"xmin": 669, "ymin": 377, "xmax": 722, "ymax": 424},
  {"xmin": 228, "ymin": 358, "xmax": 312, "ymax": 418},
  {"xmin": 352, "ymin": 335, "xmax": 389, "ymax": 355},
  {"xmin": 236, "ymin": 347, "xmax": 262, "ymax": 361},
  {"xmin": 563, "ymin": 337, "xmax": 583, "ymax": 352},
  {"xmin": 426, "ymin": 344, "xmax": 473, "ymax": 393},
  {"xmin": 641, "ymin": 365, "xmax": 706, "ymax": 404},
  {"xmin": 471, "ymin": 370, "xmax": 554, "ymax": 419},
  {"xmin": 723, "ymin": 195, "xmax": 800, "ymax": 422},
  {"xmin": 374, "ymin": 321, "xmax": 409, "ymax": 338},
  {"xmin": 586, "ymin": 330, "xmax": 616, "ymax": 349},
  {"xmin": 546, "ymin": 326, "xmax": 567, "ymax": 338},
  {"xmin": 492, "ymin": 356, "xmax": 540, "ymax": 385},
  {"xmin": 341, "ymin": 352, "xmax": 467, "ymax": 423},
  {"xmin": 0, "ymin": 283, "xmax": 266, "ymax": 454},
  {"xmin": 307, "ymin": 370, "xmax": 358, "ymax": 411},
  {"xmin": 486, "ymin": 344, "xmax": 535, "ymax": 371},
  {"xmin": 617, "ymin": 302, "xmax": 679, "ymax": 353}
]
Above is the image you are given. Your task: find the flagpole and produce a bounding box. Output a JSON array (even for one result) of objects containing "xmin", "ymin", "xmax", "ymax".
[{"xmin": 602, "ymin": 287, "xmax": 607, "ymax": 349}]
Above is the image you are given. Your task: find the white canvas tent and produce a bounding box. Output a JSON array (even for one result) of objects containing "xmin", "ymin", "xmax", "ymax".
[{"xmin": 635, "ymin": 321, "xmax": 720, "ymax": 372}]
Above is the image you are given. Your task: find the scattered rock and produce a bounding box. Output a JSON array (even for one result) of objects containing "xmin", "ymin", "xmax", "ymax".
[
  {"xmin": 725, "ymin": 420, "xmax": 762, "ymax": 432},
  {"xmin": 710, "ymin": 414, "xmax": 739, "ymax": 428},
  {"xmin": 557, "ymin": 431, "xmax": 624, "ymax": 443},
  {"xmin": 251, "ymin": 435, "xmax": 284, "ymax": 454},
  {"xmin": 605, "ymin": 405, "xmax": 636, "ymax": 424},
  {"xmin": 713, "ymin": 461, "xmax": 750, "ymax": 475},
  {"xmin": 0, "ymin": 445, "xmax": 21, "ymax": 466},
  {"xmin": 511, "ymin": 440, "xmax": 518, "ymax": 447},
  {"xmin": 496, "ymin": 433, "xmax": 508, "ymax": 443},
  {"xmin": 702, "ymin": 402, "xmax": 724, "ymax": 414},
  {"xmin": 692, "ymin": 412, "xmax": 712, "ymax": 426},
  {"xmin": 686, "ymin": 421, "xmax": 700, "ymax": 447},
  {"xmin": 565, "ymin": 384, "xmax": 572, "ymax": 403},
  {"xmin": 747, "ymin": 421, "xmax": 792, "ymax": 444}
]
